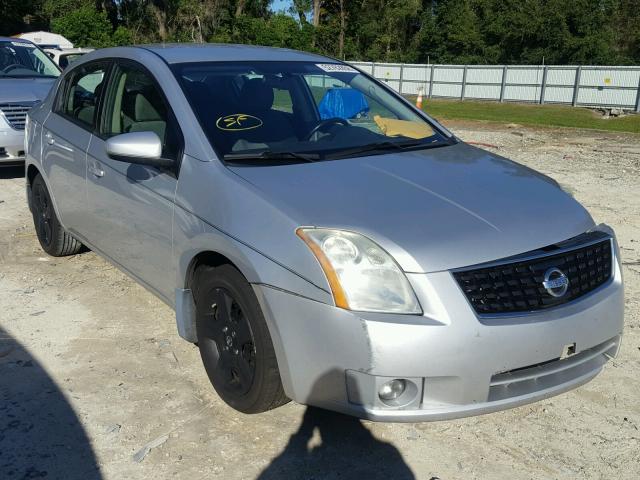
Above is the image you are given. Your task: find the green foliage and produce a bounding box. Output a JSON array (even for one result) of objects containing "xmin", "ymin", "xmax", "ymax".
[
  {"xmin": 0, "ymin": 0, "xmax": 46, "ymax": 35},
  {"xmin": 228, "ymin": 14, "xmax": 312, "ymax": 50},
  {"xmin": 50, "ymin": 5, "xmax": 112, "ymax": 48},
  {"xmin": 1, "ymin": 0, "xmax": 639, "ymax": 65},
  {"xmin": 42, "ymin": 0, "xmax": 92, "ymax": 20},
  {"xmin": 111, "ymin": 26, "xmax": 134, "ymax": 47},
  {"xmin": 433, "ymin": 0, "xmax": 486, "ymax": 63}
]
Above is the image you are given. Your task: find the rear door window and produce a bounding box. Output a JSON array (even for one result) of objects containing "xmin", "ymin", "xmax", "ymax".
[{"xmin": 57, "ymin": 62, "xmax": 109, "ymax": 130}]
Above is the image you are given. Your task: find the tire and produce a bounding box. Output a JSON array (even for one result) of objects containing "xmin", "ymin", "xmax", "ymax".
[
  {"xmin": 30, "ymin": 174, "xmax": 84, "ymax": 257},
  {"xmin": 193, "ymin": 264, "xmax": 289, "ymax": 413}
]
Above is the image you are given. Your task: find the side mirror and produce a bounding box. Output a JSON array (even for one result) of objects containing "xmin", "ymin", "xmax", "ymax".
[{"xmin": 105, "ymin": 132, "xmax": 174, "ymax": 169}]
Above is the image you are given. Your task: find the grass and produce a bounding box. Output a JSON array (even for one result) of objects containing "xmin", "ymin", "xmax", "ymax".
[{"xmin": 417, "ymin": 98, "xmax": 640, "ymax": 134}]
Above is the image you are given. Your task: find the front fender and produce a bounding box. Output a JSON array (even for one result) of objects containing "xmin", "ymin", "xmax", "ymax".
[
  {"xmin": 172, "ymin": 205, "xmax": 334, "ymax": 342},
  {"xmin": 174, "ymin": 215, "xmax": 333, "ymax": 305}
]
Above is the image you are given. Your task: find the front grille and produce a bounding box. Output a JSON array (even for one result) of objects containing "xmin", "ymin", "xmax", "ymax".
[
  {"xmin": 453, "ymin": 232, "xmax": 613, "ymax": 315},
  {"xmin": 0, "ymin": 103, "xmax": 34, "ymax": 130}
]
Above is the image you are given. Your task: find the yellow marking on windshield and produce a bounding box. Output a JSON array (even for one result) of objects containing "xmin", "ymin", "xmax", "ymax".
[{"xmin": 216, "ymin": 114, "xmax": 263, "ymax": 131}]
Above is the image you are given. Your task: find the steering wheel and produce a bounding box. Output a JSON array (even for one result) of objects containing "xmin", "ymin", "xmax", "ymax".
[
  {"xmin": 1, "ymin": 64, "xmax": 25, "ymax": 73},
  {"xmin": 305, "ymin": 117, "xmax": 349, "ymax": 141}
]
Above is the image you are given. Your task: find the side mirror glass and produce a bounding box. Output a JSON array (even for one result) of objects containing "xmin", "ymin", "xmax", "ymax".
[{"xmin": 105, "ymin": 132, "xmax": 173, "ymax": 169}]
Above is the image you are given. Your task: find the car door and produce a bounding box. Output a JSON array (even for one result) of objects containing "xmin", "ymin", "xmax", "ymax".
[
  {"xmin": 42, "ymin": 60, "xmax": 110, "ymax": 232},
  {"xmin": 85, "ymin": 60, "xmax": 183, "ymax": 302}
]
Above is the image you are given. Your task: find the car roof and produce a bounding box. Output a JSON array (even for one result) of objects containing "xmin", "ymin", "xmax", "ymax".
[
  {"xmin": 0, "ymin": 37, "xmax": 34, "ymax": 44},
  {"xmin": 59, "ymin": 48, "xmax": 94, "ymax": 54},
  {"xmin": 100, "ymin": 43, "xmax": 335, "ymax": 65}
]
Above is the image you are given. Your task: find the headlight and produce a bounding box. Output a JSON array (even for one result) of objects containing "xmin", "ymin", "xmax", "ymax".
[{"xmin": 296, "ymin": 228, "xmax": 422, "ymax": 314}]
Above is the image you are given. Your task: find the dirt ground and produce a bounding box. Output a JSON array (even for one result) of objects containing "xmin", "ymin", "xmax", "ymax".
[{"xmin": 1, "ymin": 122, "xmax": 639, "ymax": 480}]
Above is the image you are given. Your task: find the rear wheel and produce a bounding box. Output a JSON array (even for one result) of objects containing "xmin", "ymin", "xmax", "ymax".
[
  {"xmin": 193, "ymin": 264, "xmax": 288, "ymax": 413},
  {"xmin": 30, "ymin": 174, "xmax": 84, "ymax": 257}
]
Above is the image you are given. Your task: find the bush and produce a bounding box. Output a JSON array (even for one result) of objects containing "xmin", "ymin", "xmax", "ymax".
[
  {"xmin": 51, "ymin": 6, "xmax": 112, "ymax": 48},
  {"xmin": 111, "ymin": 26, "xmax": 134, "ymax": 46}
]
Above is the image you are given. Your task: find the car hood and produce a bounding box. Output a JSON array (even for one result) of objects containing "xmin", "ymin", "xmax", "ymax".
[
  {"xmin": 230, "ymin": 142, "xmax": 595, "ymax": 273},
  {"xmin": 0, "ymin": 77, "xmax": 56, "ymax": 104}
]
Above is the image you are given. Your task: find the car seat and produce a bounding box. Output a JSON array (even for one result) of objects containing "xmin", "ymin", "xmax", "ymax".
[
  {"xmin": 127, "ymin": 89, "xmax": 167, "ymax": 143},
  {"xmin": 75, "ymin": 80, "xmax": 104, "ymax": 126},
  {"xmin": 232, "ymin": 78, "xmax": 294, "ymax": 144}
]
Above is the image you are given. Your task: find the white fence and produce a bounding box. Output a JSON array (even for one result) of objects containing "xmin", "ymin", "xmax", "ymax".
[{"xmin": 349, "ymin": 62, "xmax": 640, "ymax": 112}]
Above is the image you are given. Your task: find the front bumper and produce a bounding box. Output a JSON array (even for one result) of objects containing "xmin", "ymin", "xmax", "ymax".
[
  {"xmin": 0, "ymin": 124, "xmax": 26, "ymax": 164},
  {"xmin": 253, "ymin": 250, "xmax": 623, "ymax": 422}
]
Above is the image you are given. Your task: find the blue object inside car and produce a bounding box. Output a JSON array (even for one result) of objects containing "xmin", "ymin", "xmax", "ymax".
[{"xmin": 318, "ymin": 88, "xmax": 369, "ymax": 120}]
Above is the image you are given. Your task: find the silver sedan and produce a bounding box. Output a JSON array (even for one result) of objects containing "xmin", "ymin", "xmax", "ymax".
[{"xmin": 25, "ymin": 44, "xmax": 624, "ymax": 421}]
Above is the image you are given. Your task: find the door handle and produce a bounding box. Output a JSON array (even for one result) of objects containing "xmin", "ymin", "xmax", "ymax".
[
  {"xmin": 89, "ymin": 163, "xmax": 104, "ymax": 178},
  {"xmin": 45, "ymin": 132, "xmax": 55, "ymax": 145}
]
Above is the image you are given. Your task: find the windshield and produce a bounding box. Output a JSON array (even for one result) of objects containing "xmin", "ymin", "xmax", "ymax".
[
  {"xmin": 0, "ymin": 41, "xmax": 60, "ymax": 78},
  {"xmin": 173, "ymin": 61, "xmax": 450, "ymax": 162}
]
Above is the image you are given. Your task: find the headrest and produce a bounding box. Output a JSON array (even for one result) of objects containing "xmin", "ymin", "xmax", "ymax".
[
  {"xmin": 239, "ymin": 78, "xmax": 274, "ymax": 111},
  {"xmin": 204, "ymin": 75, "xmax": 230, "ymax": 93},
  {"xmin": 134, "ymin": 91, "xmax": 162, "ymax": 122},
  {"xmin": 94, "ymin": 80, "xmax": 104, "ymax": 99}
]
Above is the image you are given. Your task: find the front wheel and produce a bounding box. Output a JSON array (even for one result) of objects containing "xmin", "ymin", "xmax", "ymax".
[
  {"xmin": 30, "ymin": 174, "xmax": 84, "ymax": 257},
  {"xmin": 193, "ymin": 264, "xmax": 289, "ymax": 413}
]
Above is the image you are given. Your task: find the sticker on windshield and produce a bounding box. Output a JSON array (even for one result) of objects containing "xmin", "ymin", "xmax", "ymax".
[
  {"xmin": 315, "ymin": 63, "xmax": 357, "ymax": 73},
  {"xmin": 216, "ymin": 114, "xmax": 263, "ymax": 131},
  {"xmin": 11, "ymin": 41, "xmax": 34, "ymax": 47}
]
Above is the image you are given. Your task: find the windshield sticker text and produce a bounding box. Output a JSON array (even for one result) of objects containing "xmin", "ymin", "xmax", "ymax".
[
  {"xmin": 216, "ymin": 114, "xmax": 263, "ymax": 131},
  {"xmin": 315, "ymin": 63, "xmax": 358, "ymax": 73}
]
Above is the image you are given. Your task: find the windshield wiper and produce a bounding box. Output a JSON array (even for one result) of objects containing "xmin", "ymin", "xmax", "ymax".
[
  {"xmin": 224, "ymin": 150, "xmax": 320, "ymax": 164},
  {"xmin": 325, "ymin": 138, "xmax": 445, "ymax": 159}
]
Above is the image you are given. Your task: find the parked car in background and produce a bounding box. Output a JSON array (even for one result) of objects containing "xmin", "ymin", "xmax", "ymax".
[
  {"xmin": 0, "ymin": 37, "xmax": 60, "ymax": 166},
  {"xmin": 45, "ymin": 48, "xmax": 94, "ymax": 70},
  {"xmin": 25, "ymin": 45, "xmax": 624, "ymax": 421},
  {"xmin": 15, "ymin": 31, "xmax": 74, "ymax": 49}
]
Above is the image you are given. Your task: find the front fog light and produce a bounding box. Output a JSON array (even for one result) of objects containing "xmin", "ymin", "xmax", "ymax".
[{"xmin": 378, "ymin": 379, "xmax": 406, "ymax": 401}]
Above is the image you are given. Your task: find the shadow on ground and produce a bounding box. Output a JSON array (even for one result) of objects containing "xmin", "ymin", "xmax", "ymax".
[
  {"xmin": 258, "ymin": 370, "xmax": 415, "ymax": 480},
  {"xmin": 0, "ymin": 166, "xmax": 25, "ymax": 180},
  {"xmin": 0, "ymin": 327, "xmax": 101, "ymax": 480}
]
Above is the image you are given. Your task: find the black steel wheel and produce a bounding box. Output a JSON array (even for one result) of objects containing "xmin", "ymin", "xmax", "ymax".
[
  {"xmin": 201, "ymin": 287, "xmax": 256, "ymax": 396},
  {"xmin": 32, "ymin": 177, "xmax": 54, "ymax": 248},
  {"xmin": 30, "ymin": 174, "xmax": 84, "ymax": 257},
  {"xmin": 193, "ymin": 264, "xmax": 288, "ymax": 413}
]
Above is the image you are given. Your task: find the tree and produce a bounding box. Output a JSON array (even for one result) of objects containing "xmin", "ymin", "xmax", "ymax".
[
  {"xmin": 337, "ymin": 0, "xmax": 345, "ymax": 58},
  {"xmin": 0, "ymin": 0, "xmax": 46, "ymax": 36},
  {"xmin": 3, "ymin": 0, "xmax": 639, "ymax": 65},
  {"xmin": 50, "ymin": 5, "xmax": 112, "ymax": 47},
  {"xmin": 432, "ymin": 0, "xmax": 485, "ymax": 64},
  {"xmin": 290, "ymin": 0, "xmax": 311, "ymax": 23},
  {"xmin": 614, "ymin": 0, "xmax": 640, "ymax": 63},
  {"xmin": 313, "ymin": 0, "xmax": 321, "ymax": 27}
]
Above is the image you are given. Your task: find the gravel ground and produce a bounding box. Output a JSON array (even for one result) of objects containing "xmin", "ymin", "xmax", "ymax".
[{"xmin": 1, "ymin": 122, "xmax": 639, "ymax": 480}]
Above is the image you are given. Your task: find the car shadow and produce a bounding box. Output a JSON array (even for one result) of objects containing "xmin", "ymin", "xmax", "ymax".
[
  {"xmin": 0, "ymin": 326, "xmax": 102, "ymax": 480},
  {"xmin": 0, "ymin": 165, "xmax": 25, "ymax": 179},
  {"xmin": 257, "ymin": 370, "xmax": 416, "ymax": 480}
]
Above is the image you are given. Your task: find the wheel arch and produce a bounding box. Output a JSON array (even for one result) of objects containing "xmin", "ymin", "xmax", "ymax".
[
  {"xmin": 25, "ymin": 163, "xmax": 59, "ymax": 219},
  {"xmin": 175, "ymin": 243, "xmax": 261, "ymax": 344},
  {"xmin": 179, "ymin": 247, "xmax": 295, "ymax": 402},
  {"xmin": 26, "ymin": 163, "xmax": 41, "ymax": 187},
  {"xmin": 184, "ymin": 250, "xmax": 244, "ymax": 291}
]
